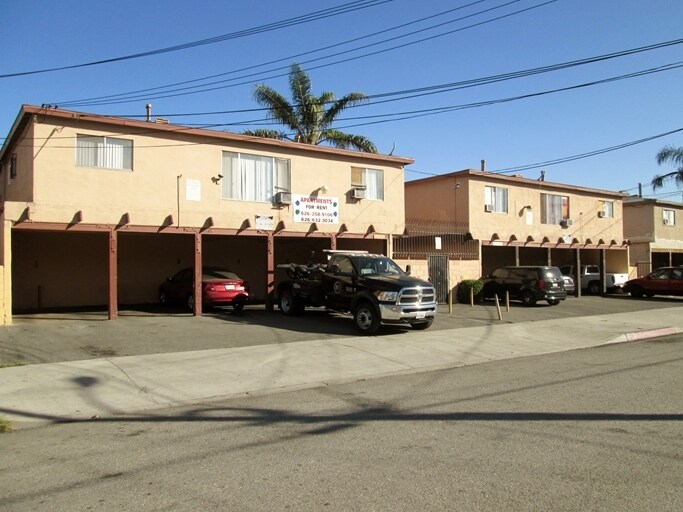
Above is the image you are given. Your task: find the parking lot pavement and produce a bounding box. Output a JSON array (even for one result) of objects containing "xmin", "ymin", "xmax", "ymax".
[{"xmin": 1, "ymin": 294, "xmax": 681, "ymax": 367}]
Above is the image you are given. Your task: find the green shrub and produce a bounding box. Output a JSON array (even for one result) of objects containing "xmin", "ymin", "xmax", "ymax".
[{"xmin": 456, "ymin": 279, "xmax": 483, "ymax": 304}]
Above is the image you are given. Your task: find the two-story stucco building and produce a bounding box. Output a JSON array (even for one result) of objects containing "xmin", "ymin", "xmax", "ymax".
[
  {"xmin": 0, "ymin": 105, "xmax": 413, "ymax": 324},
  {"xmin": 404, "ymin": 168, "xmax": 630, "ymax": 296},
  {"xmin": 624, "ymin": 196, "xmax": 683, "ymax": 275}
]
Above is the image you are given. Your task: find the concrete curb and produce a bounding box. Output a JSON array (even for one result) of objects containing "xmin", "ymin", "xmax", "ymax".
[{"xmin": 606, "ymin": 326, "xmax": 683, "ymax": 345}]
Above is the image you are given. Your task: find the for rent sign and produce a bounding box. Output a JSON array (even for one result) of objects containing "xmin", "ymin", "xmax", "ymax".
[{"xmin": 293, "ymin": 194, "xmax": 339, "ymax": 224}]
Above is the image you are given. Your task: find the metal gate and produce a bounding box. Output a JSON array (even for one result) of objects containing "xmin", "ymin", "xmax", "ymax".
[{"xmin": 428, "ymin": 254, "xmax": 449, "ymax": 304}]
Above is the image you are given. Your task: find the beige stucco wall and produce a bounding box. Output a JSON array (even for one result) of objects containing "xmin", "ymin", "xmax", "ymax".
[
  {"xmin": 406, "ymin": 172, "xmax": 625, "ymax": 245},
  {"xmin": 4, "ymin": 117, "xmax": 406, "ymax": 237}
]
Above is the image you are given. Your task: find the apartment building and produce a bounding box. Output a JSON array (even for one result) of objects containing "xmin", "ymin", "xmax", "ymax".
[
  {"xmin": 0, "ymin": 105, "xmax": 413, "ymax": 323},
  {"xmin": 623, "ymin": 196, "xmax": 683, "ymax": 275},
  {"xmin": 404, "ymin": 169, "xmax": 630, "ymax": 297}
]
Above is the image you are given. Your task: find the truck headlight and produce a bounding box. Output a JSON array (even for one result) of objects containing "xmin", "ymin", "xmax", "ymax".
[{"xmin": 376, "ymin": 291, "xmax": 398, "ymax": 302}]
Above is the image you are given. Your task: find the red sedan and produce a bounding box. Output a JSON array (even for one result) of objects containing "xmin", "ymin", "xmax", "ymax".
[
  {"xmin": 623, "ymin": 267, "xmax": 683, "ymax": 298},
  {"xmin": 159, "ymin": 267, "xmax": 249, "ymax": 311}
]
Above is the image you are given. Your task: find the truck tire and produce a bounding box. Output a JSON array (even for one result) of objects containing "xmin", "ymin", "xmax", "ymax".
[
  {"xmin": 279, "ymin": 288, "xmax": 303, "ymax": 316},
  {"xmin": 587, "ymin": 281, "xmax": 600, "ymax": 295},
  {"xmin": 410, "ymin": 318, "xmax": 433, "ymax": 330},
  {"xmin": 353, "ymin": 301, "xmax": 381, "ymax": 335}
]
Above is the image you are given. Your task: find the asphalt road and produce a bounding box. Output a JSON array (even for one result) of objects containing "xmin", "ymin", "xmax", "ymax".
[
  {"xmin": 2, "ymin": 294, "xmax": 681, "ymax": 365},
  {"xmin": 2, "ymin": 336, "xmax": 681, "ymax": 511}
]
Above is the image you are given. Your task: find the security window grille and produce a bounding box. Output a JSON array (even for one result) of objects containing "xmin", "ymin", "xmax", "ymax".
[
  {"xmin": 541, "ymin": 193, "xmax": 569, "ymax": 224},
  {"xmin": 352, "ymin": 167, "xmax": 384, "ymax": 200},
  {"xmin": 484, "ymin": 186, "xmax": 508, "ymax": 213},
  {"xmin": 663, "ymin": 209, "xmax": 675, "ymax": 225},
  {"xmin": 222, "ymin": 151, "xmax": 290, "ymax": 202},
  {"xmin": 601, "ymin": 201, "xmax": 614, "ymax": 218}
]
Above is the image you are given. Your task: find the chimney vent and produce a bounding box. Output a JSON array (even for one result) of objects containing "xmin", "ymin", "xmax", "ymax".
[
  {"xmin": 481, "ymin": 159, "xmax": 486, "ymax": 172},
  {"xmin": 146, "ymin": 104, "xmax": 152, "ymax": 122}
]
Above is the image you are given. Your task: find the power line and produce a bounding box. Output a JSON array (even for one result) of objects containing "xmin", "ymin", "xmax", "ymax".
[
  {"xmin": 54, "ymin": 0, "xmax": 497, "ymax": 107},
  {"xmin": 0, "ymin": 0, "xmax": 393, "ymax": 79},
  {"xmin": 56, "ymin": 0, "xmax": 557, "ymax": 107}
]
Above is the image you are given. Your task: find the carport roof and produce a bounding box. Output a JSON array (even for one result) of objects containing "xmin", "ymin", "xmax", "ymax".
[{"xmin": 0, "ymin": 104, "xmax": 415, "ymax": 166}]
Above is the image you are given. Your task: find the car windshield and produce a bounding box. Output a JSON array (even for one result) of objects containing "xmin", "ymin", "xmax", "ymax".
[
  {"xmin": 357, "ymin": 257, "xmax": 405, "ymax": 276},
  {"xmin": 203, "ymin": 268, "xmax": 240, "ymax": 280}
]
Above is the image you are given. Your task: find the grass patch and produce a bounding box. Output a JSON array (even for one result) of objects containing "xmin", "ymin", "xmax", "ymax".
[
  {"xmin": 0, "ymin": 362, "xmax": 26, "ymax": 368},
  {"xmin": 0, "ymin": 418, "xmax": 11, "ymax": 433}
]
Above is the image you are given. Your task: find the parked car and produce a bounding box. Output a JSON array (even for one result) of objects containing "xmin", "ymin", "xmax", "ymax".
[
  {"xmin": 562, "ymin": 274, "xmax": 576, "ymax": 294},
  {"xmin": 159, "ymin": 267, "xmax": 249, "ymax": 311},
  {"xmin": 559, "ymin": 264, "xmax": 628, "ymax": 294},
  {"xmin": 623, "ymin": 267, "xmax": 683, "ymax": 298},
  {"xmin": 481, "ymin": 266, "xmax": 567, "ymax": 306}
]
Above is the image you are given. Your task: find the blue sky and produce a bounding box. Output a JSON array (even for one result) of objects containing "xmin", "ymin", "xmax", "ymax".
[{"xmin": 2, "ymin": 0, "xmax": 682, "ymax": 200}]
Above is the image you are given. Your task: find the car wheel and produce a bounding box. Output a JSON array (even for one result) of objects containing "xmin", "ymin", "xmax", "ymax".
[
  {"xmin": 520, "ymin": 290, "xmax": 537, "ymax": 306},
  {"xmin": 353, "ymin": 302, "xmax": 381, "ymax": 335},
  {"xmin": 232, "ymin": 301, "xmax": 245, "ymax": 313},
  {"xmin": 547, "ymin": 299, "xmax": 560, "ymax": 306},
  {"xmin": 279, "ymin": 288, "xmax": 302, "ymax": 316},
  {"xmin": 629, "ymin": 286, "xmax": 644, "ymax": 298},
  {"xmin": 587, "ymin": 281, "xmax": 600, "ymax": 295},
  {"xmin": 411, "ymin": 318, "xmax": 433, "ymax": 330},
  {"xmin": 187, "ymin": 294, "xmax": 195, "ymax": 312},
  {"xmin": 159, "ymin": 290, "xmax": 168, "ymax": 306}
]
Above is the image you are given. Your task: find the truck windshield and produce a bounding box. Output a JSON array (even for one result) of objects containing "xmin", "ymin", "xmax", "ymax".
[{"xmin": 357, "ymin": 257, "xmax": 405, "ymax": 276}]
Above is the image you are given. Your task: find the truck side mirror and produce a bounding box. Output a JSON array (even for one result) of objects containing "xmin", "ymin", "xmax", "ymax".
[
  {"xmin": 405, "ymin": 264, "xmax": 412, "ymax": 275},
  {"xmin": 329, "ymin": 264, "xmax": 341, "ymax": 275}
]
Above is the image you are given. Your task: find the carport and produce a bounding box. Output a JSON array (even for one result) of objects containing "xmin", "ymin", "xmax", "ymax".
[
  {"xmin": 11, "ymin": 222, "xmax": 387, "ymax": 319},
  {"xmin": 481, "ymin": 238, "xmax": 629, "ymax": 294}
]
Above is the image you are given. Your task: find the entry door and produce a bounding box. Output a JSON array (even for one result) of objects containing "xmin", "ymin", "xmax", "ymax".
[{"xmin": 428, "ymin": 255, "xmax": 449, "ymax": 304}]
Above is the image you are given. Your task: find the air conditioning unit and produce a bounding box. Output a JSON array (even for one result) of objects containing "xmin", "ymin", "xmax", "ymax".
[
  {"xmin": 663, "ymin": 218, "xmax": 671, "ymax": 225},
  {"xmin": 274, "ymin": 192, "xmax": 291, "ymax": 205},
  {"xmin": 484, "ymin": 204, "xmax": 494, "ymax": 212},
  {"xmin": 561, "ymin": 219, "xmax": 574, "ymax": 228},
  {"xmin": 352, "ymin": 187, "xmax": 366, "ymax": 200},
  {"xmin": 597, "ymin": 211, "xmax": 605, "ymax": 218}
]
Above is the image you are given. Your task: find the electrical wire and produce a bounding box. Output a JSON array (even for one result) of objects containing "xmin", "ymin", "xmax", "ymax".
[
  {"xmin": 56, "ymin": 0, "xmax": 556, "ymax": 107},
  {"xmin": 0, "ymin": 0, "xmax": 393, "ymax": 79}
]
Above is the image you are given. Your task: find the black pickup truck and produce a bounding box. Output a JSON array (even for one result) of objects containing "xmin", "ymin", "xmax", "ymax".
[{"xmin": 276, "ymin": 251, "xmax": 437, "ymax": 335}]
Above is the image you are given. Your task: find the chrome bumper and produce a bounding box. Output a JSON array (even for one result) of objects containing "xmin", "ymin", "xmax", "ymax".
[{"xmin": 378, "ymin": 303, "xmax": 437, "ymax": 322}]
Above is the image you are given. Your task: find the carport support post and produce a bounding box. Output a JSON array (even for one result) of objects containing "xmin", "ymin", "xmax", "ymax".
[
  {"xmin": 108, "ymin": 230, "xmax": 118, "ymax": 320},
  {"xmin": 194, "ymin": 233, "xmax": 202, "ymax": 316},
  {"xmin": 266, "ymin": 232, "xmax": 275, "ymax": 311},
  {"xmin": 574, "ymin": 248, "xmax": 582, "ymax": 298},
  {"xmin": 514, "ymin": 246, "xmax": 520, "ymax": 266},
  {"xmin": 600, "ymin": 248, "xmax": 607, "ymax": 295}
]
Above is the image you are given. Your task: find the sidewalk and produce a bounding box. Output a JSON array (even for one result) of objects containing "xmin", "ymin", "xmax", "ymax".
[{"xmin": 2, "ymin": 306, "xmax": 682, "ymax": 429}]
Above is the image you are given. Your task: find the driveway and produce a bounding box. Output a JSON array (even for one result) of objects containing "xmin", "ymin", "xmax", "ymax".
[{"xmin": 1, "ymin": 294, "xmax": 680, "ymax": 366}]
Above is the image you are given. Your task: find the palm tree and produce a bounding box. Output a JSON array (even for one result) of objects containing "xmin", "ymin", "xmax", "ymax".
[
  {"xmin": 652, "ymin": 145, "xmax": 683, "ymax": 190},
  {"xmin": 243, "ymin": 64, "xmax": 377, "ymax": 153}
]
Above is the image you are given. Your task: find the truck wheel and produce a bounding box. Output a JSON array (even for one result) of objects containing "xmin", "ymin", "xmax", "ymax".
[
  {"xmin": 353, "ymin": 302, "xmax": 381, "ymax": 335},
  {"xmin": 411, "ymin": 319, "xmax": 433, "ymax": 330},
  {"xmin": 279, "ymin": 288, "xmax": 302, "ymax": 316},
  {"xmin": 587, "ymin": 281, "xmax": 600, "ymax": 295}
]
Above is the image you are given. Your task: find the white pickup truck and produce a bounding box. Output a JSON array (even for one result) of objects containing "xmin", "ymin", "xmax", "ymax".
[{"xmin": 559, "ymin": 265, "xmax": 628, "ymax": 295}]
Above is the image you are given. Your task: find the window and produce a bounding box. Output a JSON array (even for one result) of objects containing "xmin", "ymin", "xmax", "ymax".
[
  {"xmin": 484, "ymin": 186, "xmax": 508, "ymax": 213},
  {"xmin": 222, "ymin": 151, "xmax": 290, "ymax": 202},
  {"xmin": 601, "ymin": 201, "xmax": 614, "ymax": 218},
  {"xmin": 9, "ymin": 154, "xmax": 17, "ymax": 180},
  {"xmin": 663, "ymin": 209, "xmax": 676, "ymax": 226},
  {"xmin": 352, "ymin": 167, "xmax": 384, "ymax": 200},
  {"xmin": 541, "ymin": 193, "xmax": 569, "ymax": 224},
  {"xmin": 76, "ymin": 134, "xmax": 133, "ymax": 170}
]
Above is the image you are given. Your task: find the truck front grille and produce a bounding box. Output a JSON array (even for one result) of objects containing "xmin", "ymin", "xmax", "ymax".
[{"xmin": 398, "ymin": 286, "xmax": 436, "ymax": 306}]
